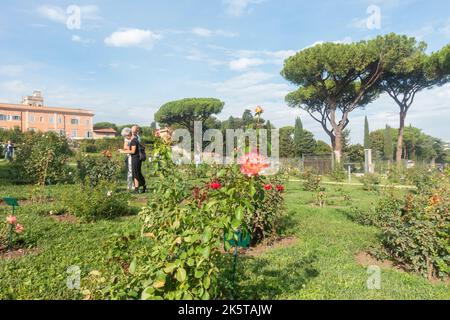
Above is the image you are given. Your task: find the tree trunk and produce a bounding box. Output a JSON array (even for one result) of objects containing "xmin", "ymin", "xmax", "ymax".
[
  {"xmin": 396, "ymin": 111, "xmax": 406, "ymax": 164},
  {"xmin": 333, "ymin": 129, "xmax": 342, "ymax": 165}
]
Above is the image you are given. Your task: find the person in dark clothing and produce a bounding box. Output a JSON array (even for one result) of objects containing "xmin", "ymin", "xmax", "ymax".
[
  {"xmin": 119, "ymin": 136, "xmax": 146, "ymax": 193},
  {"xmin": 5, "ymin": 141, "xmax": 14, "ymax": 161}
]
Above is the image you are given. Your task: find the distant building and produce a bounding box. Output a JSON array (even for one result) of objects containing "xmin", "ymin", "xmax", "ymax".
[
  {"xmin": 444, "ymin": 141, "xmax": 450, "ymax": 151},
  {"xmin": 93, "ymin": 128, "xmax": 117, "ymax": 139},
  {"xmin": 0, "ymin": 91, "xmax": 94, "ymax": 140}
]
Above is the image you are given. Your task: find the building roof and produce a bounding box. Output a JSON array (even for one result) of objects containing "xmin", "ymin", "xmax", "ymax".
[
  {"xmin": 0, "ymin": 102, "xmax": 94, "ymax": 116},
  {"xmin": 94, "ymin": 128, "xmax": 117, "ymax": 134}
]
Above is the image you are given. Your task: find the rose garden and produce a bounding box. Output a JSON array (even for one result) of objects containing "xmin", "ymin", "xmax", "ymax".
[{"xmin": 0, "ymin": 34, "xmax": 449, "ymax": 300}]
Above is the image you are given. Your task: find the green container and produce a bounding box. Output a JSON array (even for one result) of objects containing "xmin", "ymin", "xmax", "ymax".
[{"xmin": 225, "ymin": 229, "xmax": 250, "ymax": 248}]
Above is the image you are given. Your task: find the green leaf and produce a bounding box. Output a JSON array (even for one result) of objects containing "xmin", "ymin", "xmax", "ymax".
[
  {"xmin": 175, "ymin": 267, "xmax": 187, "ymax": 282},
  {"xmin": 201, "ymin": 247, "xmax": 211, "ymax": 259},
  {"xmin": 141, "ymin": 287, "xmax": 154, "ymax": 300},
  {"xmin": 195, "ymin": 270, "xmax": 205, "ymax": 279},
  {"xmin": 203, "ymin": 276, "xmax": 211, "ymax": 289},
  {"xmin": 163, "ymin": 263, "xmax": 177, "ymax": 274},
  {"xmin": 128, "ymin": 257, "xmax": 137, "ymax": 274},
  {"xmin": 186, "ymin": 258, "xmax": 195, "ymax": 267},
  {"xmin": 235, "ymin": 207, "xmax": 243, "ymax": 221},
  {"xmin": 231, "ymin": 219, "xmax": 241, "ymax": 230}
]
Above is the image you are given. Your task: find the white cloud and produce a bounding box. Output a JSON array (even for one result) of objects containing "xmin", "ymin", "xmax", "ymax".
[
  {"xmin": 104, "ymin": 28, "xmax": 162, "ymax": 49},
  {"xmin": 192, "ymin": 27, "xmax": 213, "ymax": 37},
  {"xmin": 191, "ymin": 27, "xmax": 237, "ymax": 38},
  {"xmin": 37, "ymin": 5, "xmax": 101, "ymax": 24},
  {"xmin": 72, "ymin": 35, "xmax": 95, "ymax": 45},
  {"xmin": 223, "ymin": 0, "xmax": 265, "ymax": 17},
  {"xmin": 37, "ymin": 5, "xmax": 66, "ymax": 23},
  {"xmin": 303, "ymin": 37, "xmax": 352, "ymax": 50},
  {"xmin": 209, "ymin": 46, "xmax": 297, "ymax": 71},
  {"xmin": 229, "ymin": 58, "xmax": 265, "ymax": 71}
]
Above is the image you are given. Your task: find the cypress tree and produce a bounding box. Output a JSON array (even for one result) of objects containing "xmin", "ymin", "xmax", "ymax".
[{"xmin": 293, "ymin": 117, "xmax": 304, "ymax": 156}]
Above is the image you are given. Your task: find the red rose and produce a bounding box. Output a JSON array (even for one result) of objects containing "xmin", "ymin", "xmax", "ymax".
[
  {"xmin": 276, "ymin": 185, "xmax": 285, "ymax": 192},
  {"xmin": 210, "ymin": 182, "xmax": 222, "ymax": 190},
  {"xmin": 264, "ymin": 184, "xmax": 272, "ymax": 191}
]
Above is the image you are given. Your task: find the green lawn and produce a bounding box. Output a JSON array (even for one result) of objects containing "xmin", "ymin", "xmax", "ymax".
[{"xmin": 0, "ymin": 162, "xmax": 448, "ymax": 299}]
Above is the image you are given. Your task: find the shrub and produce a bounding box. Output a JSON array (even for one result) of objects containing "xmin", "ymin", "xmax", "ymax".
[
  {"xmin": 302, "ymin": 170, "xmax": 321, "ymax": 192},
  {"xmin": 314, "ymin": 190, "xmax": 327, "ymax": 207},
  {"xmin": 62, "ymin": 181, "xmax": 130, "ymax": 221},
  {"xmin": 77, "ymin": 152, "xmax": 122, "ymax": 187},
  {"xmin": 375, "ymin": 172, "xmax": 449, "ymax": 279},
  {"xmin": 11, "ymin": 132, "xmax": 73, "ymax": 185},
  {"xmin": 360, "ymin": 173, "xmax": 380, "ymax": 191},
  {"xmin": 329, "ymin": 166, "xmax": 346, "ymax": 182},
  {"xmin": 407, "ymin": 167, "xmax": 437, "ymax": 194},
  {"xmin": 98, "ymin": 146, "xmax": 286, "ymax": 300}
]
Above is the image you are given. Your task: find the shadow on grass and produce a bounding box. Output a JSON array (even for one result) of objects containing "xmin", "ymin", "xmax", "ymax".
[{"xmin": 219, "ymin": 251, "xmax": 319, "ymax": 299}]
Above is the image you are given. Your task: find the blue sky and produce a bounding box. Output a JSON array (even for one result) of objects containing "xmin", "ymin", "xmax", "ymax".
[{"xmin": 0, "ymin": 0, "xmax": 449, "ymax": 143}]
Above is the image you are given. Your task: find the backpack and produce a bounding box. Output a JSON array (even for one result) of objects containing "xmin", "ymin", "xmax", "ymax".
[{"xmin": 137, "ymin": 141, "xmax": 147, "ymax": 161}]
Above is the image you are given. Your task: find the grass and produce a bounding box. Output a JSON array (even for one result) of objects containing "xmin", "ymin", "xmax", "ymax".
[{"xmin": 0, "ymin": 161, "xmax": 448, "ymax": 300}]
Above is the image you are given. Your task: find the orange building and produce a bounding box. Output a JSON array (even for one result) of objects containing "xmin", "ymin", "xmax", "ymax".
[{"xmin": 0, "ymin": 91, "xmax": 94, "ymax": 140}]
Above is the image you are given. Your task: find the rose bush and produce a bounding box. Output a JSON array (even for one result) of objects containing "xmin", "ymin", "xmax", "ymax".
[
  {"xmin": 372, "ymin": 170, "xmax": 449, "ymax": 279},
  {"xmin": 11, "ymin": 132, "xmax": 73, "ymax": 185},
  {"xmin": 61, "ymin": 181, "xmax": 131, "ymax": 222},
  {"xmin": 0, "ymin": 215, "xmax": 25, "ymax": 252},
  {"xmin": 77, "ymin": 151, "xmax": 122, "ymax": 187},
  {"xmin": 88, "ymin": 133, "xmax": 286, "ymax": 299}
]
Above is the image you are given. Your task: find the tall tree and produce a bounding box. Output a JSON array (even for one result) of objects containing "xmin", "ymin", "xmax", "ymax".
[
  {"xmin": 242, "ymin": 109, "xmax": 254, "ymax": 128},
  {"xmin": 279, "ymin": 126, "xmax": 295, "ymax": 158},
  {"xmin": 298, "ymin": 130, "xmax": 316, "ymax": 156},
  {"xmin": 150, "ymin": 121, "xmax": 157, "ymax": 130},
  {"xmin": 293, "ymin": 117, "xmax": 304, "ymax": 156},
  {"xmin": 281, "ymin": 34, "xmax": 404, "ymax": 163},
  {"xmin": 383, "ymin": 124, "xmax": 393, "ymax": 160},
  {"xmin": 379, "ymin": 38, "xmax": 450, "ymax": 164},
  {"xmin": 364, "ymin": 116, "xmax": 371, "ymax": 149},
  {"xmin": 155, "ymin": 98, "xmax": 224, "ymax": 136}
]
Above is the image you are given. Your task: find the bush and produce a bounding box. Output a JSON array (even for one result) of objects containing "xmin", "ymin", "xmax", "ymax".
[
  {"xmin": 302, "ymin": 170, "xmax": 321, "ymax": 192},
  {"xmin": 360, "ymin": 173, "xmax": 380, "ymax": 191},
  {"xmin": 62, "ymin": 181, "xmax": 130, "ymax": 221},
  {"xmin": 93, "ymin": 144, "xmax": 286, "ymax": 300},
  {"xmin": 329, "ymin": 166, "xmax": 346, "ymax": 182},
  {"xmin": 375, "ymin": 172, "xmax": 449, "ymax": 279},
  {"xmin": 77, "ymin": 151, "xmax": 122, "ymax": 187},
  {"xmin": 11, "ymin": 132, "xmax": 73, "ymax": 185}
]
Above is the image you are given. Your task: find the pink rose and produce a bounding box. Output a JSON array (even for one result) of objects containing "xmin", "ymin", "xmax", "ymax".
[
  {"xmin": 15, "ymin": 224, "xmax": 24, "ymax": 234},
  {"xmin": 6, "ymin": 215, "xmax": 17, "ymax": 225}
]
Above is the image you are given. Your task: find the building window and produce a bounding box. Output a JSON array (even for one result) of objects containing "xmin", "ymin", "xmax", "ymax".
[
  {"xmin": 71, "ymin": 118, "xmax": 79, "ymax": 125},
  {"xmin": 40, "ymin": 116, "xmax": 44, "ymax": 123},
  {"xmin": 0, "ymin": 115, "xmax": 8, "ymax": 121},
  {"xmin": 86, "ymin": 131, "xmax": 93, "ymax": 138},
  {"xmin": 29, "ymin": 115, "xmax": 35, "ymax": 122},
  {"xmin": 58, "ymin": 117, "xmax": 63, "ymax": 124},
  {"xmin": 12, "ymin": 115, "xmax": 21, "ymax": 121},
  {"xmin": 71, "ymin": 130, "xmax": 78, "ymax": 138},
  {"xmin": 49, "ymin": 117, "xmax": 54, "ymax": 124}
]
